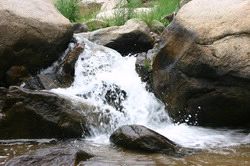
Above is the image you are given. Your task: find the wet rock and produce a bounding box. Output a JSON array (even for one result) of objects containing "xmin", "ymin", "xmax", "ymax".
[
  {"xmin": 0, "ymin": 86, "xmax": 92, "ymax": 139},
  {"xmin": 104, "ymin": 84, "xmax": 127, "ymax": 112},
  {"xmin": 152, "ymin": 0, "xmax": 250, "ymax": 127},
  {"xmin": 5, "ymin": 66, "xmax": 30, "ymax": 86},
  {"xmin": 135, "ymin": 52, "xmax": 153, "ymax": 92},
  {"xmin": 0, "ymin": 0, "xmax": 73, "ymax": 87},
  {"xmin": 0, "ymin": 87, "xmax": 7, "ymax": 120},
  {"xmin": 24, "ymin": 74, "xmax": 61, "ymax": 90},
  {"xmin": 60, "ymin": 42, "xmax": 85, "ymax": 79},
  {"xmin": 5, "ymin": 146, "xmax": 94, "ymax": 166},
  {"xmin": 110, "ymin": 125, "xmax": 179, "ymax": 154},
  {"xmin": 135, "ymin": 47, "xmax": 159, "ymax": 92},
  {"xmin": 24, "ymin": 42, "xmax": 84, "ymax": 90},
  {"xmin": 78, "ymin": 19, "xmax": 154, "ymax": 55}
]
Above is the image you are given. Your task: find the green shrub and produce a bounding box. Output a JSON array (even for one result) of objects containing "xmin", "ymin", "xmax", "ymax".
[{"xmin": 55, "ymin": 0, "xmax": 81, "ymax": 22}]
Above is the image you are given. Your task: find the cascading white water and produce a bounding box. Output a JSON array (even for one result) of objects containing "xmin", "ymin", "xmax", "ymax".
[{"xmin": 51, "ymin": 36, "xmax": 249, "ymax": 149}]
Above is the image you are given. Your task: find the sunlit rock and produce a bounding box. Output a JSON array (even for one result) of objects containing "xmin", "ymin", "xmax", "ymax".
[
  {"xmin": 153, "ymin": 0, "xmax": 250, "ymax": 127},
  {"xmin": 0, "ymin": 0, "xmax": 73, "ymax": 87},
  {"xmin": 78, "ymin": 19, "xmax": 154, "ymax": 55}
]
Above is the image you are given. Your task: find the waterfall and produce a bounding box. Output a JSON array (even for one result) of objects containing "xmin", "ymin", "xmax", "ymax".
[{"xmin": 51, "ymin": 36, "xmax": 250, "ymax": 149}]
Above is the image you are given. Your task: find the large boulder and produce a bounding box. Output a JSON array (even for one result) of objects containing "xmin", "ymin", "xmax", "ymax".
[
  {"xmin": 0, "ymin": 0, "xmax": 73, "ymax": 87},
  {"xmin": 78, "ymin": 19, "xmax": 154, "ymax": 55},
  {"xmin": 0, "ymin": 86, "xmax": 93, "ymax": 139},
  {"xmin": 6, "ymin": 146, "xmax": 94, "ymax": 166},
  {"xmin": 153, "ymin": 0, "xmax": 250, "ymax": 127},
  {"xmin": 110, "ymin": 125, "xmax": 179, "ymax": 154}
]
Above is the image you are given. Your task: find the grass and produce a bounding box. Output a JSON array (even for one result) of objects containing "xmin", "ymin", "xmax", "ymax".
[
  {"xmin": 105, "ymin": 8, "xmax": 128, "ymax": 26},
  {"xmin": 78, "ymin": 6, "xmax": 100, "ymax": 23},
  {"xmin": 54, "ymin": 0, "xmax": 179, "ymax": 30},
  {"xmin": 138, "ymin": 0, "xmax": 180, "ymax": 26},
  {"xmin": 105, "ymin": 0, "xmax": 142, "ymax": 26},
  {"xmin": 105, "ymin": 0, "xmax": 179, "ymax": 28},
  {"xmin": 55, "ymin": 0, "xmax": 81, "ymax": 22}
]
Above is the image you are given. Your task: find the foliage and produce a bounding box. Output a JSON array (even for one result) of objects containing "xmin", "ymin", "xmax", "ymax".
[
  {"xmin": 105, "ymin": 8, "xmax": 128, "ymax": 26},
  {"xmin": 138, "ymin": 0, "xmax": 180, "ymax": 26},
  {"xmin": 105, "ymin": 0, "xmax": 142, "ymax": 26},
  {"xmin": 106, "ymin": 0, "xmax": 179, "ymax": 27},
  {"xmin": 54, "ymin": 0, "xmax": 180, "ymax": 29},
  {"xmin": 55, "ymin": 0, "xmax": 81, "ymax": 22}
]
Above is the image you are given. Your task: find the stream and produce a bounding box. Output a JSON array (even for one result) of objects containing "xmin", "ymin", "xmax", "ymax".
[{"xmin": 1, "ymin": 37, "xmax": 249, "ymax": 165}]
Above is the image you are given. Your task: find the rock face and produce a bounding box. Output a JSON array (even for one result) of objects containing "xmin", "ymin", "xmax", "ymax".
[
  {"xmin": 78, "ymin": 19, "xmax": 154, "ymax": 55},
  {"xmin": 153, "ymin": 0, "xmax": 250, "ymax": 127},
  {"xmin": 6, "ymin": 146, "xmax": 94, "ymax": 166},
  {"xmin": 110, "ymin": 125, "xmax": 178, "ymax": 154},
  {"xmin": 0, "ymin": 0, "xmax": 73, "ymax": 87},
  {"xmin": 0, "ymin": 86, "xmax": 92, "ymax": 139}
]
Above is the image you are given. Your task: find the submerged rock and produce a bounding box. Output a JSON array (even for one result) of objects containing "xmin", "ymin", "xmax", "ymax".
[
  {"xmin": 0, "ymin": 0, "xmax": 73, "ymax": 87},
  {"xmin": 5, "ymin": 146, "xmax": 94, "ymax": 166},
  {"xmin": 104, "ymin": 84, "xmax": 127, "ymax": 112},
  {"xmin": 153, "ymin": 0, "xmax": 250, "ymax": 127},
  {"xmin": 110, "ymin": 125, "xmax": 179, "ymax": 154},
  {"xmin": 0, "ymin": 86, "xmax": 92, "ymax": 139},
  {"xmin": 78, "ymin": 19, "xmax": 154, "ymax": 55}
]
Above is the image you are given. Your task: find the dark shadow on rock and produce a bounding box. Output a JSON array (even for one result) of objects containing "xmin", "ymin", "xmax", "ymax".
[{"xmin": 0, "ymin": 86, "xmax": 92, "ymax": 139}]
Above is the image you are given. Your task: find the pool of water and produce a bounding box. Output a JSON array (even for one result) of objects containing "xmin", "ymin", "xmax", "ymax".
[{"xmin": 1, "ymin": 140, "xmax": 249, "ymax": 166}]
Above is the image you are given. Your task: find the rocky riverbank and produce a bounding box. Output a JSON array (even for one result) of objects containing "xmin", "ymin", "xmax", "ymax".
[{"xmin": 0, "ymin": 0, "xmax": 249, "ymax": 165}]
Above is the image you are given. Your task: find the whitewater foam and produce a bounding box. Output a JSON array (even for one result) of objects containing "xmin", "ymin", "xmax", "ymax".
[{"xmin": 51, "ymin": 37, "xmax": 249, "ymax": 149}]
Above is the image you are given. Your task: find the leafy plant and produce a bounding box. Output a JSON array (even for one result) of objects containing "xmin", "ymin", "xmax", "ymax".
[{"xmin": 55, "ymin": 0, "xmax": 81, "ymax": 22}]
